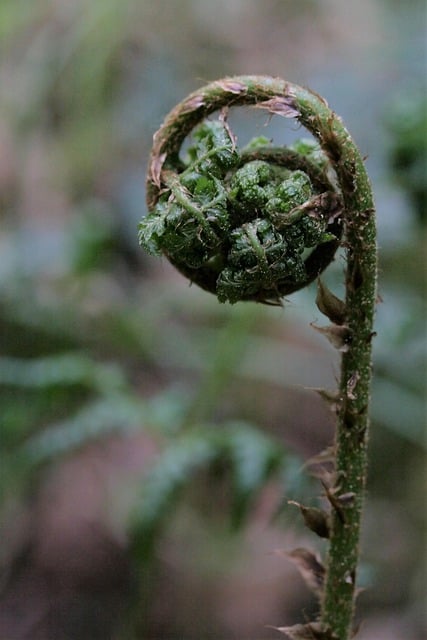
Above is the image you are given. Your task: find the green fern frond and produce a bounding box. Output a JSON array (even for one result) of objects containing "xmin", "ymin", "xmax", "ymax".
[
  {"xmin": 224, "ymin": 421, "xmax": 284, "ymax": 527},
  {"xmin": 130, "ymin": 421, "xmax": 291, "ymax": 557},
  {"xmin": 130, "ymin": 430, "xmax": 219, "ymax": 558},
  {"xmin": 0, "ymin": 353, "xmax": 126, "ymax": 393},
  {"xmin": 22, "ymin": 394, "xmax": 146, "ymax": 464}
]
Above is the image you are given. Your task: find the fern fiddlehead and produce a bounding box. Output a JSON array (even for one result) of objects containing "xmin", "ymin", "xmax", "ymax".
[
  {"xmin": 139, "ymin": 76, "xmax": 377, "ymax": 640},
  {"xmin": 140, "ymin": 82, "xmax": 343, "ymax": 305}
]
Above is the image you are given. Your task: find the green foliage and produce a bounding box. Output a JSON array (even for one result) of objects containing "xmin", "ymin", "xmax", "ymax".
[
  {"xmin": 0, "ymin": 336, "xmax": 298, "ymax": 561},
  {"xmin": 139, "ymin": 120, "xmax": 336, "ymax": 304},
  {"xmin": 0, "ymin": 4, "xmax": 425, "ymax": 638},
  {"xmin": 186, "ymin": 119, "xmax": 240, "ymax": 176},
  {"xmin": 226, "ymin": 422, "xmax": 285, "ymax": 527},
  {"xmin": 0, "ymin": 352, "xmax": 125, "ymax": 393},
  {"xmin": 386, "ymin": 91, "xmax": 427, "ymax": 224},
  {"xmin": 229, "ymin": 160, "xmax": 277, "ymax": 207},
  {"xmin": 216, "ymin": 218, "xmax": 307, "ymax": 304},
  {"xmin": 289, "ymin": 138, "xmax": 330, "ymax": 172},
  {"xmin": 22, "ymin": 394, "xmax": 145, "ymax": 464},
  {"xmin": 0, "ymin": 347, "xmax": 143, "ymax": 501},
  {"xmin": 0, "ymin": 294, "xmax": 301, "ymax": 567},
  {"xmin": 130, "ymin": 420, "xmax": 290, "ymax": 559},
  {"xmin": 146, "ymin": 74, "xmax": 378, "ymax": 640}
]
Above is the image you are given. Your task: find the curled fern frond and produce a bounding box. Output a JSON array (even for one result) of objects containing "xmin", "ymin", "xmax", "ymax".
[
  {"xmin": 140, "ymin": 77, "xmax": 347, "ymax": 304},
  {"xmin": 139, "ymin": 76, "xmax": 378, "ymax": 640}
]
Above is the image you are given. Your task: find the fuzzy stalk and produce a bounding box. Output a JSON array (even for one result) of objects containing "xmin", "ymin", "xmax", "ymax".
[
  {"xmin": 143, "ymin": 76, "xmax": 377, "ymax": 639},
  {"xmin": 290, "ymin": 85, "xmax": 377, "ymax": 639}
]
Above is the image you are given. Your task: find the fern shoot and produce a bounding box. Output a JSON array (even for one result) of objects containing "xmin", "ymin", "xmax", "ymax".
[{"xmin": 138, "ymin": 76, "xmax": 377, "ymax": 640}]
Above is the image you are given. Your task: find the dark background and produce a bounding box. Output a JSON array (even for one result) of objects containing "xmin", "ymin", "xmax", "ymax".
[{"xmin": 0, "ymin": 1, "xmax": 425, "ymax": 639}]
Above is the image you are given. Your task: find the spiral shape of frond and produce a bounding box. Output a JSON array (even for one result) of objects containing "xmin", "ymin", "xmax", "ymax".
[{"xmin": 140, "ymin": 76, "xmax": 348, "ymax": 304}]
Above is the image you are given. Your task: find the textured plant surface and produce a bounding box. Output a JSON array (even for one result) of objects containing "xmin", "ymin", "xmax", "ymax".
[
  {"xmin": 140, "ymin": 96, "xmax": 344, "ymax": 305},
  {"xmin": 140, "ymin": 118, "xmax": 341, "ymax": 305},
  {"xmin": 139, "ymin": 75, "xmax": 377, "ymax": 640}
]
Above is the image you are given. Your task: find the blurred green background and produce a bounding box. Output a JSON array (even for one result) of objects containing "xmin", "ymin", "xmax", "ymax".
[{"xmin": 0, "ymin": 1, "xmax": 425, "ymax": 639}]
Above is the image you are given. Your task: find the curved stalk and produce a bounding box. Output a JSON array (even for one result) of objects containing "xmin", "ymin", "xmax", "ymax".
[{"xmin": 139, "ymin": 76, "xmax": 377, "ymax": 639}]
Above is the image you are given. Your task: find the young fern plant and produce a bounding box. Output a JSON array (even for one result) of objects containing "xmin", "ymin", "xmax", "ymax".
[{"xmin": 138, "ymin": 76, "xmax": 377, "ymax": 640}]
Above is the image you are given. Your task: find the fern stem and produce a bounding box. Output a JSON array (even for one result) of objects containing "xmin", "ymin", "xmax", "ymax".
[
  {"xmin": 290, "ymin": 84, "xmax": 377, "ymax": 639},
  {"xmin": 141, "ymin": 76, "xmax": 377, "ymax": 639}
]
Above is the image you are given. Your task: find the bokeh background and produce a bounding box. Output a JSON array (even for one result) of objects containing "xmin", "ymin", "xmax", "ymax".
[{"xmin": 0, "ymin": 1, "xmax": 426, "ymax": 639}]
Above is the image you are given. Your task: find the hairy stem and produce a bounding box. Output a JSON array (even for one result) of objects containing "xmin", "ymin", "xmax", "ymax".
[
  {"xmin": 292, "ymin": 84, "xmax": 377, "ymax": 639},
  {"xmin": 143, "ymin": 75, "xmax": 377, "ymax": 639}
]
